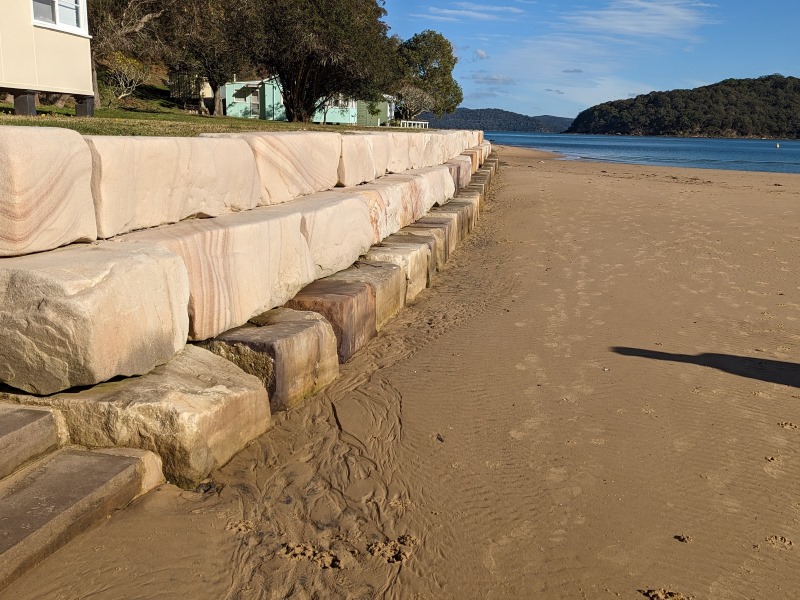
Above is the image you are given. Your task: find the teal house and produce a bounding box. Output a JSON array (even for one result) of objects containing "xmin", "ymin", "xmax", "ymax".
[{"xmin": 224, "ymin": 77, "xmax": 393, "ymax": 126}]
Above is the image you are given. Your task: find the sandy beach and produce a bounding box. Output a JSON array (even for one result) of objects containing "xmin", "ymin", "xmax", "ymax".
[{"xmin": 4, "ymin": 145, "xmax": 800, "ymax": 600}]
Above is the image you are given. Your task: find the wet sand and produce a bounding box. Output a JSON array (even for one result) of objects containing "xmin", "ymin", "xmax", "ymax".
[{"xmin": 4, "ymin": 146, "xmax": 800, "ymax": 600}]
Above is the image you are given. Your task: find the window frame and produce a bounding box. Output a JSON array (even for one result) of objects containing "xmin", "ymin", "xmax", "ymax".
[{"xmin": 31, "ymin": 0, "xmax": 90, "ymax": 38}]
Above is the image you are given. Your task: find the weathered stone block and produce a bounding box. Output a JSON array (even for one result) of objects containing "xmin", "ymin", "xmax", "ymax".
[
  {"xmin": 0, "ymin": 242, "xmax": 190, "ymax": 395},
  {"xmin": 264, "ymin": 192, "xmax": 373, "ymax": 277},
  {"xmin": 120, "ymin": 207, "xmax": 316, "ymax": 341},
  {"xmin": 462, "ymin": 149, "xmax": 480, "ymax": 174},
  {"xmin": 200, "ymin": 308, "xmax": 339, "ymax": 411},
  {"xmin": 393, "ymin": 225, "xmax": 448, "ymax": 267},
  {"xmin": 383, "ymin": 234, "xmax": 438, "ymax": 280},
  {"xmin": 338, "ymin": 134, "xmax": 376, "ymax": 187},
  {"xmin": 0, "ymin": 126, "xmax": 97, "ymax": 257},
  {"xmin": 415, "ymin": 214, "xmax": 459, "ymax": 255},
  {"xmin": 286, "ymin": 280, "xmax": 377, "ymax": 363},
  {"xmin": 86, "ymin": 136, "xmax": 261, "ymax": 239},
  {"xmin": 1, "ymin": 346, "xmax": 270, "ymax": 486},
  {"xmin": 443, "ymin": 200, "xmax": 478, "ymax": 234},
  {"xmin": 430, "ymin": 204, "xmax": 470, "ymax": 241},
  {"xmin": 202, "ymin": 132, "xmax": 342, "ymax": 205},
  {"xmin": 365, "ymin": 242, "xmax": 431, "ymax": 303},
  {"xmin": 331, "ymin": 181, "xmax": 412, "ymax": 242},
  {"xmin": 446, "ymin": 155, "xmax": 473, "ymax": 193},
  {"xmin": 324, "ymin": 261, "xmax": 406, "ymax": 330},
  {"xmin": 455, "ymin": 189, "xmax": 482, "ymax": 222}
]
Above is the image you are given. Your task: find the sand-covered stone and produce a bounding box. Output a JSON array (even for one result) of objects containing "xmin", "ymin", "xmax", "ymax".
[
  {"xmin": 202, "ymin": 131, "xmax": 342, "ymax": 205},
  {"xmin": 120, "ymin": 208, "xmax": 316, "ymax": 341},
  {"xmin": 200, "ymin": 308, "xmax": 339, "ymax": 411},
  {"xmin": 365, "ymin": 242, "xmax": 431, "ymax": 303},
  {"xmin": 0, "ymin": 242, "xmax": 189, "ymax": 395},
  {"xmin": 0, "ymin": 126, "xmax": 97, "ymax": 257},
  {"xmin": 0, "ymin": 346, "xmax": 270, "ymax": 487},
  {"xmin": 324, "ymin": 261, "xmax": 406, "ymax": 330},
  {"xmin": 286, "ymin": 280, "xmax": 377, "ymax": 363},
  {"xmin": 86, "ymin": 136, "xmax": 261, "ymax": 239}
]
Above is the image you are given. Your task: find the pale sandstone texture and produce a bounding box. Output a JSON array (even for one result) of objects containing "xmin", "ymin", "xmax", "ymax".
[
  {"xmin": 365, "ymin": 242, "xmax": 431, "ymax": 303},
  {"xmin": 86, "ymin": 136, "xmax": 261, "ymax": 239},
  {"xmin": 431, "ymin": 204, "xmax": 471, "ymax": 241},
  {"xmin": 203, "ymin": 132, "xmax": 342, "ymax": 205},
  {"xmin": 415, "ymin": 214, "xmax": 459, "ymax": 256},
  {"xmin": 120, "ymin": 208, "xmax": 316, "ymax": 341},
  {"xmin": 0, "ymin": 346, "xmax": 270, "ymax": 487},
  {"xmin": 264, "ymin": 192, "xmax": 373, "ymax": 277},
  {"xmin": 446, "ymin": 155, "xmax": 473, "ymax": 193},
  {"xmin": 392, "ymin": 226, "xmax": 448, "ymax": 269},
  {"xmin": 0, "ymin": 242, "xmax": 189, "ymax": 395},
  {"xmin": 382, "ymin": 235, "xmax": 437, "ymax": 283},
  {"xmin": 323, "ymin": 261, "xmax": 407, "ymax": 330},
  {"xmin": 201, "ymin": 308, "xmax": 340, "ymax": 411},
  {"xmin": 338, "ymin": 134, "xmax": 378, "ymax": 187},
  {"xmin": 462, "ymin": 149, "xmax": 480, "ymax": 174},
  {"xmin": 0, "ymin": 126, "xmax": 97, "ymax": 257},
  {"xmin": 286, "ymin": 280, "xmax": 377, "ymax": 362}
]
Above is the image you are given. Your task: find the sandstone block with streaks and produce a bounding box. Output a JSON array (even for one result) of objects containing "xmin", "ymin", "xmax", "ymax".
[
  {"xmin": 430, "ymin": 204, "xmax": 471, "ymax": 241},
  {"xmin": 415, "ymin": 214, "xmax": 459, "ymax": 256},
  {"xmin": 120, "ymin": 208, "xmax": 316, "ymax": 341},
  {"xmin": 86, "ymin": 136, "xmax": 261, "ymax": 239},
  {"xmin": 324, "ymin": 261, "xmax": 406, "ymax": 330},
  {"xmin": 0, "ymin": 242, "xmax": 189, "ymax": 395},
  {"xmin": 365, "ymin": 242, "xmax": 431, "ymax": 303},
  {"xmin": 200, "ymin": 308, "xmax": 339, "ymax": 411},
  {"xmin": 286, "ymin": 280, "xmax": 377, "ymax": 363},
  {"xmin": 202, "ymin": 132, "xmax": 342, "ymax": 205},
  {"xmin": 265, "ymin": 192, "xmax": 373, "ymax": 278},
  {"xmin": 462, "ymin": 149, "xmax": 480, "ymax": 174},
  {"xmin": 444, "ymin": 199, "xmax": 478, "ymax": 234},
  {"xmin": 393, "ymin": 225, "xmax": 448, "ymax": 268},
  {"xmin": 446, "ymin": 155, "xmax": 473, "ymax": 193},
  {"xmin": 0, "ymin": 126, "xmax": 97, "ymax": 257},
  {"xmin": 0, "ymin": 345, "xmax": 270, "ymax": 487}
]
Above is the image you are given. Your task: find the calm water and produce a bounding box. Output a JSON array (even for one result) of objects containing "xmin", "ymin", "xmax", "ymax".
[{"xmin": 485, "ymin": 131, "xmax": 800, "ymax": 175}]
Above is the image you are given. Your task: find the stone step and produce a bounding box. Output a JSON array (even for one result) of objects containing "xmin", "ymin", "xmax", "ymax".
[
  {"xmin": 392, "ymin": 226, "xmax": 448, "ymax": 269},
  {"xmin": 0, "ymin": 446, "xmax": 163, "ymax": 589},
  {"xmin": 323, "ymin": 261, "xmax": 406, "ymax": 331},
  {"xmin": 0, "ymin": 405, "xmax": 60, "ymax": 480},
  {"xmin": 365, "ymin": 242, "xmax": 431, "ymax": 304}
]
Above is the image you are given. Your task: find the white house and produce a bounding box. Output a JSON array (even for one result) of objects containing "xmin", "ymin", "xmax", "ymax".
[{"xmin": 0, "ymin": 0, "xmax": 94, "ymax": 115}]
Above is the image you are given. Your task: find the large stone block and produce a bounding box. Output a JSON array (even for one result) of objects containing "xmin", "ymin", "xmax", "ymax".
[
  {"xmin": 1, "ymin": 345, "xmax": 270, "ymax": 487},
  {"xmin": 444, "ymin": 199, "xmax": 478, "ymax": 234},
  {"xmin": 286, "ymin": 280, "xmax": 377, "ymax": 362},
  {"xmin": 324, "ymin": 261, "xmax": 406, "ymax": 330},
  {"xmin": 120, "ymin": 208, "xmax": 316, "ymax": 341},
  {"xmin": 387, "ymin": 131, "xmax": 427, "ymax": 172},
  {"xmin": 200, "ymin": 308, "xmax": 339, "ymax": 411},
  {"xmin": 0, "ymin": 126, "xmax": 97, "ymax": 257},
  {"xmin": 462, "ymin": 149, "xmax": 480, "ymax": 174},
  {"xmin": 393, "ymin": 225, "xmax": 448, "ymax": 268},
  {"xmin": 430, "ymin": 204, "xmax": 471, "ymax": 241},
  {"xmin": 202, "ymin": 132, "xmax": 342, "ymax": 205},
  {"xmin": 383, "ymin": 234, "xmax": 438, "ymax": 281},
  {"xmin": 86, "ymin": 136, "xmax": 261, "ymax": 239},
  {"xmin": 0, "ymin": 242, "xmax": 189, "ymax": 395},
  {"xmin": 338, "ymin": 134, "xmax": 375, "ymax": 188},
  {"xmin": 446, "ymin": 155, "xmax": 473, "ymax": 193},
  {"xmin": 365, "ymin": 242, "xmax": 431, "ymax": 303},
  {"xmin": 415, "ymin": 214, "xmax": 459, "ymax": 255},
  {"xmin": 265, "ymin": 192, "xmax": 373, "ymax": 277}
]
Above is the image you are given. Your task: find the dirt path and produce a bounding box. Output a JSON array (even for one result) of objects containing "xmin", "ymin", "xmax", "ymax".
[{"xmin": 5, "ymin": 147, "xmax": 800, "ymax": 600}]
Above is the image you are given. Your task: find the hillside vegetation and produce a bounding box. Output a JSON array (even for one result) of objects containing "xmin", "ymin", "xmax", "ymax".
[
  {"xmin": 419, "ymin": 108, "xmax": 573, "ymax": 133},
  {"xmin": 567, "ymin": 75, "xmax": 800, "ymax": 138}
]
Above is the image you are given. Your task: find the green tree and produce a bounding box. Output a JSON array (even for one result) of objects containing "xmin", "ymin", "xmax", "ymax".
[
  {"xmin": 246, "ymin": 0, "xmax": 399, "ymax": 122},
  {"xmin": 395, "ymin": 30, "xmax": 463, "ymax": 120}
]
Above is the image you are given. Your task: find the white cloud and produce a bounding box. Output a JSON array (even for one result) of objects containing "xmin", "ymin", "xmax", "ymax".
[
  {"xmin": 415, "ymin": 1, "xmax": 529, "ymax": 23},
  {"xmin": 474, "ymin": 49, "xmax": 490, "ymax": 60}
]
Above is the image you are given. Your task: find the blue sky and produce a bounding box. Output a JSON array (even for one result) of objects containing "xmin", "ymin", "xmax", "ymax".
[{"xmin": 382, "ymin": 0, "xmax": 800, "ymax": 118}]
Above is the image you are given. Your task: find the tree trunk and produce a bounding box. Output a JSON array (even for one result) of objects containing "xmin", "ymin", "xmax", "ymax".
[
  {"xmin": 213, "ymin": 85, "xmax": 224, "ymax": 116},
  {"xmin": 92, "ymin": 61, "xmax": 101, "ymax": 108}
]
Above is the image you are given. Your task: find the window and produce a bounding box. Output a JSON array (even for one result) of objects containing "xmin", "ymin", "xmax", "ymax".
[{"xmin": 32, "ymin": 0, "xmax": 88, "ymax": 35}]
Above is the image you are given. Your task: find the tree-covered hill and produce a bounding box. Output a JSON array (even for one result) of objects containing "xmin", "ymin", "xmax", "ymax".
[
  {"xmin": 566, "ymin": 75, "xmax": 800, "ymax": 138},
  {"xmin": 420, "ymin": 107, "xmax": 573, "ymax": 132}
]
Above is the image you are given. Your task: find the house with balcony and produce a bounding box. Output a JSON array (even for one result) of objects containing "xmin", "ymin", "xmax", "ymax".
[{"xmin": 0, "ymin": 0, "xmax": 95, "ymax": 115}]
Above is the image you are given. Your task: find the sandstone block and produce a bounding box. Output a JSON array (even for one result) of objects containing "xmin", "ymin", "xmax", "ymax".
[
  {"xmin": 331, "ymin": 181, "xmax": 412, "ymax": 242},
  {"xmin": 202, "ymin": 132, "xmax": 342, "ymax": 205},
  {"xmin": 480, "ymin": 141, "xmax": 492, "ymax": 163},
  {"xmin": 338, "ymin": 134, "xmax": 376, "ymax": 187},
  {"xmin": 120, "ymin": 208, "xmax": 316, "ymax": 341},
  {"xmin": 0, "ymin": 126, "xmax": 97, "ymax": 257},
  {"xmin": 462, "ymin": 149, "xmax": 480, "ymax": 174},
  {"xmin": 367, "ymin": 133, "xmax": 391, "ymax": 178},
  {"xmin": 431, "ymin": 204, "xmax": 470, "ymax": 241},
  {"xmin": 446, "ymin": 155, "xmax": 473, "ymax": 193},
  {"xmin": 393, "ymin": 225, "xmax": 448, "ymax": 267},
  {"xmin": 324, "ymin": 261, "xmax": 406, "ymax": 330},
  {"xmin": 86, "ymin": 136, "xmax": 261, "ymax": 239},
  {"xmin": 456, "ymin": 188, "xmax": 483, "ymax": 222},
  {"xmin": 286, "ymin": 280, "xmax": 377, "ymax": 363},
  {"xmin": 200, "ymin": 308, "xmax": 339, "ymax": 411},
  {"xmin": 383, "ymin": 234, "xmax": 438, "ymax": 280},
  {"xmin": 365, "ymin": 242, "xmax": 431, "ymax": 303},
  {"xmin": 444, "ymin": 199, "xmax": 478, "ymax": 234},
  {"xmin": 0, "ymin": 345, "xmax": 270, "ymax": 487},
  {"xmin": 415, "ymin": 214, "xmax": 459, "ymax": 255},
  {"xmin": 0, "ymin": 242, "xmax": 190, "ymax": 395}
]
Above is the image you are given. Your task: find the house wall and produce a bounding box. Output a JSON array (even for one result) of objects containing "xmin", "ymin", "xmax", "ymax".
[{"xmin": 0, "ymin": 0, "xmax": 93, "ymax": 96}]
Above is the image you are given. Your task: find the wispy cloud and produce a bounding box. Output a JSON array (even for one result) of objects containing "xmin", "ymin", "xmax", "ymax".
[
  {"xmin": 413, "ymin": 2, "xmax": 528, "ymax": 23},
  {"xmin": 563, "ymin": 68, "xmax": 584, "ymax": 74},
  {"xmin": 471, "ymin": 71, "xmax": 516, "ymax": 86},
  {"xmin": 474, "ymin": 49, "xmax": 490, "ymax": 60},
  {"xmin": 545, "ymin": 88, "xmax": 566, "ymax": 95},
  {"xmin": 560, "ymin": 0, "xmax": 717, "ymax": 41}
]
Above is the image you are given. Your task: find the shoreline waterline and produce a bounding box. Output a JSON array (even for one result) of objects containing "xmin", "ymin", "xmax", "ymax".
[{"xmin": 486, "ymin": 131, "xmax": 800, "ymax": 175}]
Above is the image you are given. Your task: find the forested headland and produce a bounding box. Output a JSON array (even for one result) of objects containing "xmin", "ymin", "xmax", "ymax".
[
  {"xmin": 567, "ymin": 75, "xmax": 800, "ymax": 138},
  {"xmin": 419, "ymin": 108, "xmax": 573, "ymax": 133}
]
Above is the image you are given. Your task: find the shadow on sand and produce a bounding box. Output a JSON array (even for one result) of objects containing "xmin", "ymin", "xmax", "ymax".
[{"xmin": 611, "ymin": 347, "xmax": 800, "ymax": 388}]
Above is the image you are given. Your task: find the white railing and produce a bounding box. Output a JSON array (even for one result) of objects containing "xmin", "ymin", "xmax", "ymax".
[{"xmin": 400, "ymin": 120, "xmax": 429, "ymax": 129}]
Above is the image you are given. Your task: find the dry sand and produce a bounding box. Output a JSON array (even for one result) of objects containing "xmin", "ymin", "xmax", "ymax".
[{"xmin": 4, "ymin": 146, "xmax": 800, "ymax": 600}]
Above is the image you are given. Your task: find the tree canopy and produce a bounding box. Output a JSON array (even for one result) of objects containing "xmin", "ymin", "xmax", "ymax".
[{"xmin": 567, "ymin": 75, "xmax": 800, "ymax": 138}]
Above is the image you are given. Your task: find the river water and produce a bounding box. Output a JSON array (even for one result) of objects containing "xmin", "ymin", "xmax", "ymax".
[{"xmin": 485, "ymin": 131, "xmax": 800, "ymax": 174}]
